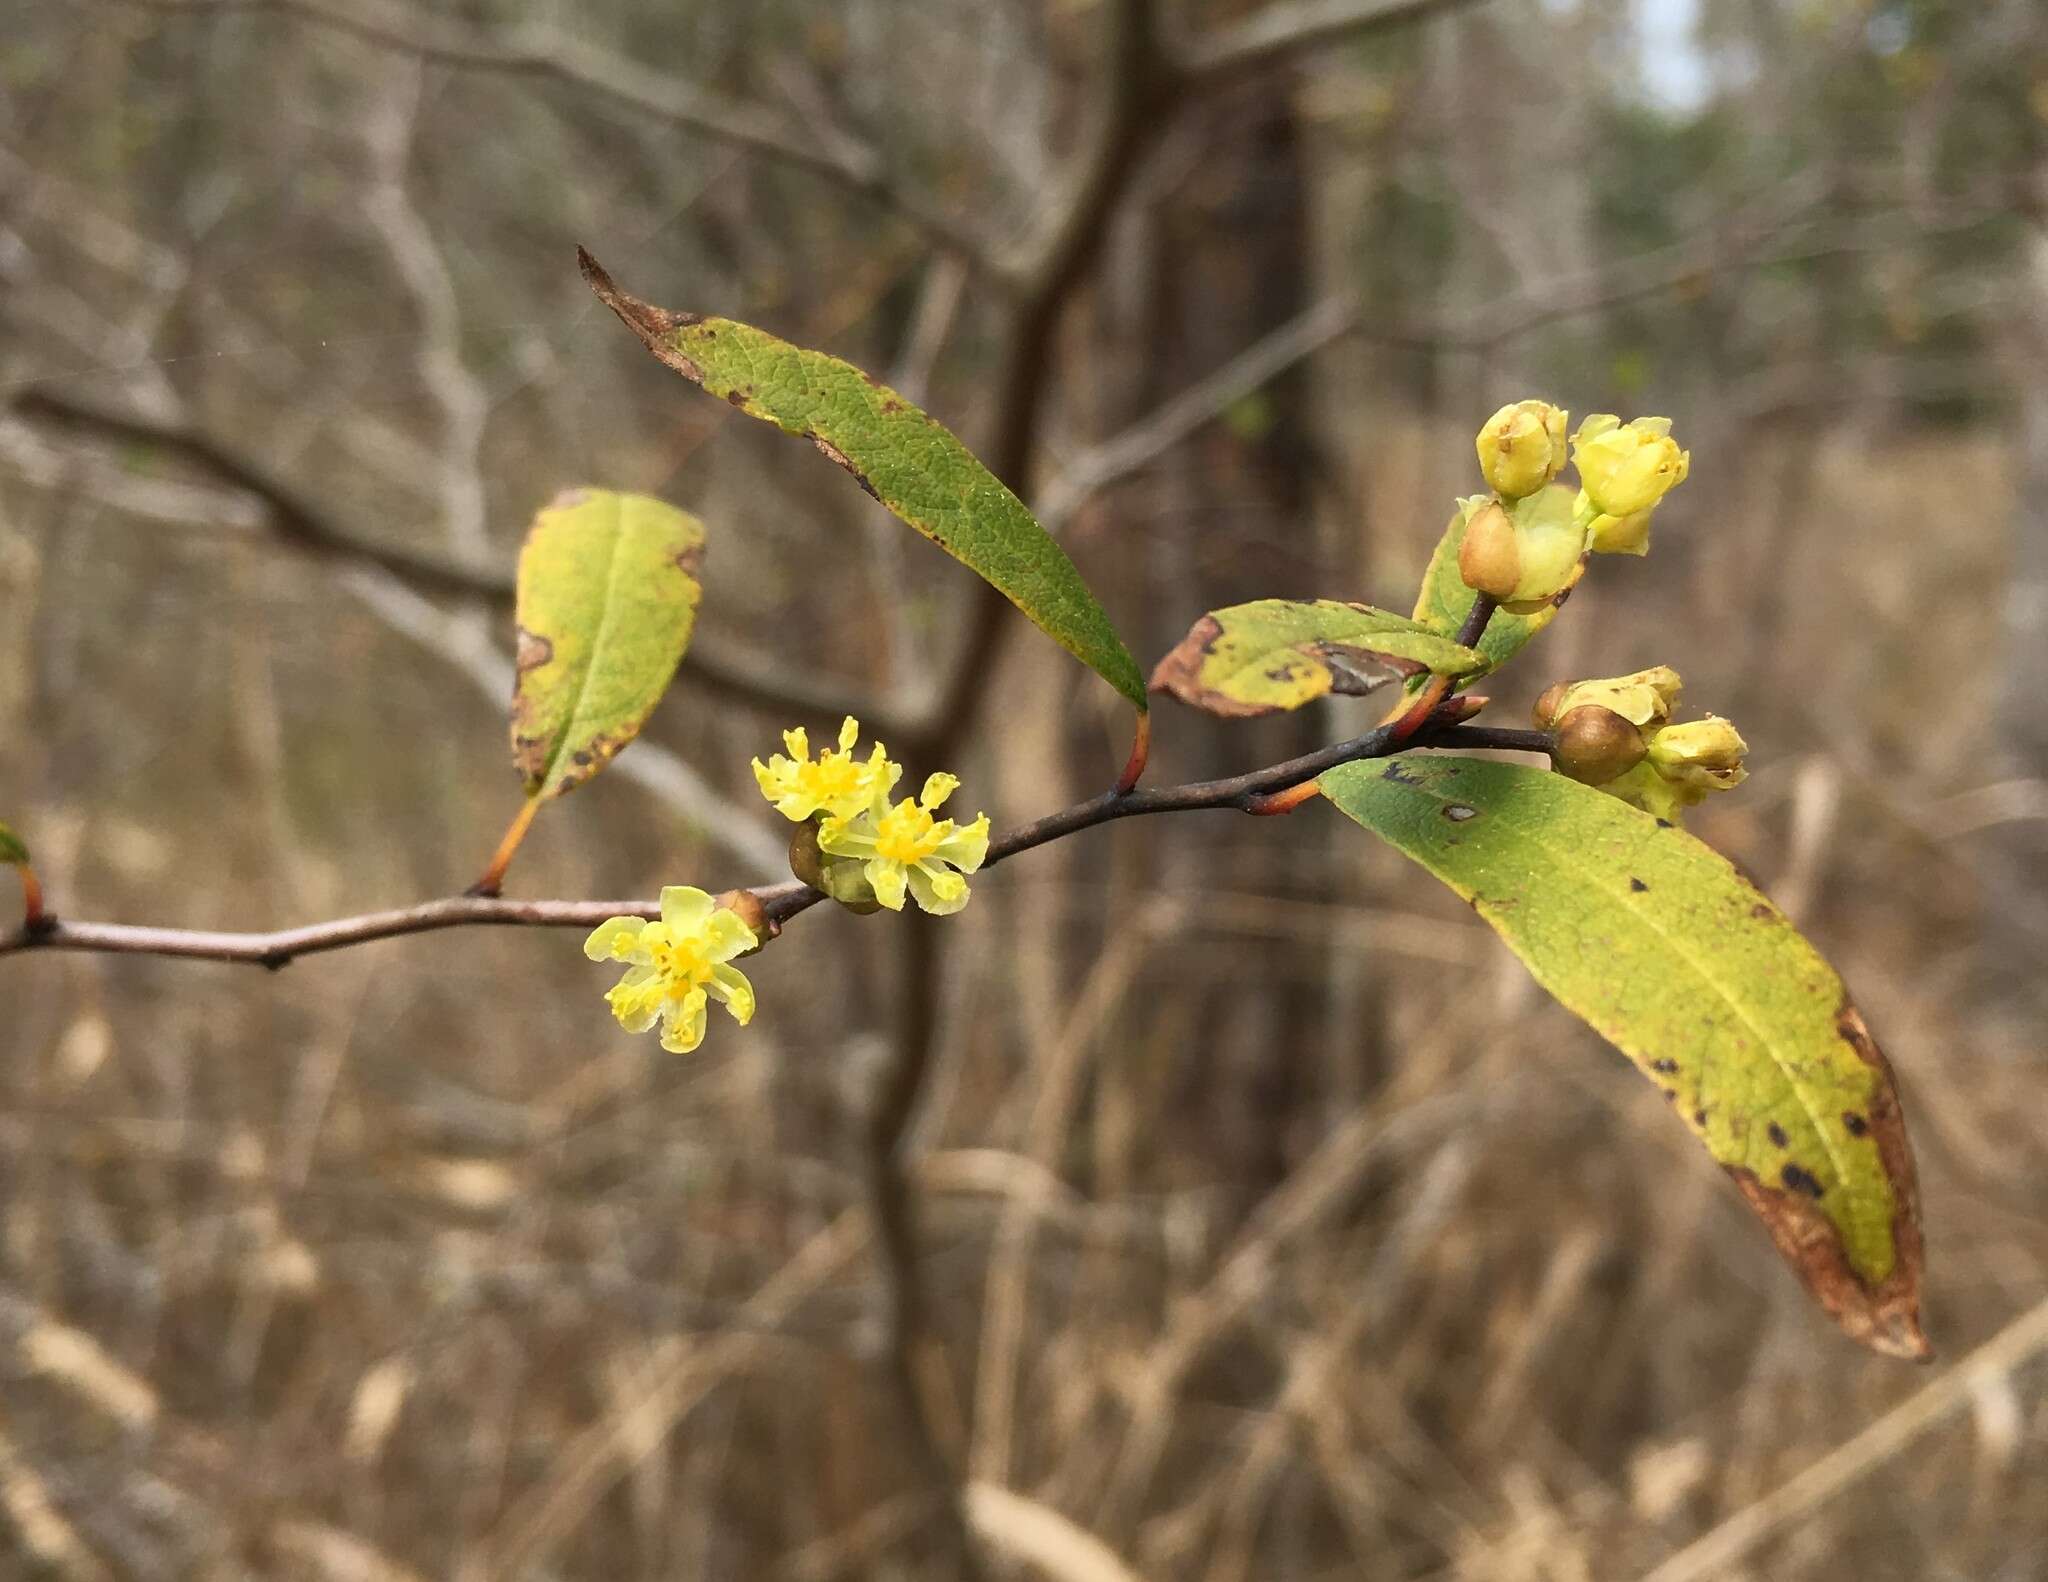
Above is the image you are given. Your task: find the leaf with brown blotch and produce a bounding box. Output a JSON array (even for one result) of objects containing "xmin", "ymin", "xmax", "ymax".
[
  {"xmin": 1321, "ymin": 754, "xmax": 1930, "ymax": 1360},
  {"xmin": 511, "ymin": 488, "xmax": 705, "ymax": 803},
  {"xmin": 1150, "ymin": 599, "xmax": 1485, "ymax": 719}
]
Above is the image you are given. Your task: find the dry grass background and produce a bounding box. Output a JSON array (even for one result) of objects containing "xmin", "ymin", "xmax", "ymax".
[{"xmin": 4, "ymin": 3, "xmax": 2048, "ymax": 1579}]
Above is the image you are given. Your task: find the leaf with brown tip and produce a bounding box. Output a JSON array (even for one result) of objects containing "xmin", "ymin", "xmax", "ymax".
[
  {"xmin": 1322, "ymin": 754, "xmax": 1930, "ymax": 1360},
  {"xmin": 1150, "ymin": 599, "xmax": 1485, "ymax": 718}
]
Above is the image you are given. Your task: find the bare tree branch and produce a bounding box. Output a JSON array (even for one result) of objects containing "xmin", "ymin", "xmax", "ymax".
[
  {"xmin": 7, "ymin": 386, "xmax": 897, "ymax": 727},
  {"xmin": 1175, "ymin": 0, "xmax": 1492, "ymax": 84},
  {"xmin": 114, "ymin": 0, "xmax": 994, "ymax": 270}
]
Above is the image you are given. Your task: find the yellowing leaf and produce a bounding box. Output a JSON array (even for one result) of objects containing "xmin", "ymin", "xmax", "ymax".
[
  {"xmin": 511, "ymin": 489, "xmax": 705, "ymax": 802},
  {"xmin": 1321, "ymin": 754, "xmax": 1928, "ymax": 1360},
  {"xmin": 1411, "ymin": 490, "xmax": 1580, "ymax": 680},
  {"xmin": 0, "ymin": 821, "xmax": 26, "ymax": 867},
  {"xmin": 578, "ymin": 249, "xmax": 1146, "ymax": 710},
  {"xmin": 1150, "ymin": 600, "xmax": 1485, "ymax": 718}
]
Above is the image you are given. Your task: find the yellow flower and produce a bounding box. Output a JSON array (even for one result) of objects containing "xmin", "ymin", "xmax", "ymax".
[
  {"xmin": 1476, "ymin": 399, "xmax": 1569, "ymax": 500},
  {"xmin": 584, "ymin": 886, "xmax": 757, "ymax": 1054},
  {"xmin": 818, "ymin": 772, "xmax": 990, "ymax": 915},
  {"xmin": 1647, "ymin": 716, "xmax": 1748, "ymax": 795},
  {"xmin": 753, "ymin": 716, "xmax": 899, "ymax": 824},
  {"xmin": 1571, "ymin": 414, "xmax": 1689, "ymax": 519},
  {"xmin": 1584, "ymin": 502, "xmax": 1656, "ymax": 557},
  {"xmin": 1587, "ymin": 714, "xmax": 1748, "ymax": 824}
]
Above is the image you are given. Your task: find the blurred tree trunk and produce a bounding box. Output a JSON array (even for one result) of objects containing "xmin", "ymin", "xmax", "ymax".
[
  {"xmin": 1982, "ymin": 157, "xmax": 2048, "ymax": 1003},
  {"xmin": 1138, "ymin": 74, "xmax": 1325, "ymax": 1200}
]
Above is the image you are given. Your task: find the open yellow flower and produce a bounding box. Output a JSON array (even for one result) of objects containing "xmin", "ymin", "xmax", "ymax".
[
  {"xmin": 753, "ymin": 716, "xmax": 899, "ymax": 824},
  {"xmin": 818, "ymin": 772, "xmax": 990, "ymax": 915},
  {"xmin": 1571, "ymin": 414, "xmax": 1689, "ymax": 519},
  {"xmin": 584, "ymin": 886, "xmax": 757, "ymax": 1054}
]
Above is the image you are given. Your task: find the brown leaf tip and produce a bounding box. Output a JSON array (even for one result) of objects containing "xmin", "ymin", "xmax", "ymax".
[
  {"xmin": 575, "ymin": 247, "xmax": 703, "ymax": 368},
  {"xmin": 1149, "ymin": 617, "xmax": 1276, "ymax": 719}
]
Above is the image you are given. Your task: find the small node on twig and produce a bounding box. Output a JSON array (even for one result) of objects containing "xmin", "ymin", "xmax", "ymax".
[{"xmin": 714, "ymin": 887, "xmax": 776, "ymax": 946}]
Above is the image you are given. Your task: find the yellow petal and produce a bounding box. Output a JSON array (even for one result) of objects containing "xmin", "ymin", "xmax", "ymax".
[
  {"xmin": 708, "ymin": 962, "xmax": 756, "ymax": 1025},
  {"xmin": 867, "ymin": 858, "xmax": 909, "ymax": 912},
  {"xmin": 660, "ymin": 886, "xmax": 716, "ymax": 931},
  {"xmin": 583, "ymin": 916, "xmax": 645, "ymax": 962}
]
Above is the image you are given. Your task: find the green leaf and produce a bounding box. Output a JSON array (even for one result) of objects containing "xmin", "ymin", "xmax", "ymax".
[
  {"xmin": 1150, "ymin": 600, "xmax": 1485, "ymax": 718},
  {"xmin": 511, "ymin": 488, "xmax": 705, "ymax": 802},
  {"xmin": 1411, "ymin": 489, "xmax": 1581, "ymax": 680},
  {"xmin": 0, "ymin": 821, "xmax": 26, "ymax": 867},
  {"xmin": 1321, "ymin": 754, "xmax": 1929, "ymax": 1360},
  {"xmin": 578, "ymin": 249, "xmax": 1147, "ymax": 710}
]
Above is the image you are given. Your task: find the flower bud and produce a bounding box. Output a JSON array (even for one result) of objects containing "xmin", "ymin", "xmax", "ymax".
[
  {"xmin": 789, "ymin": 821, "xmax": 882, "ymax": 913},
  {"xmin": 1457, "ymin": 499, "xmax": 1521, "ymax": 600},
  {"xmin": 1571, "ymin": 415, "xmax": 1689, "ymax": 519},
  {"xmin": 1647, "ymin": 715, "xmax": 1748, "ymax": 792},
  {"xmin": 1476, "ymin": 400, "xmax": 1568, "ymax": 500},
  {"xmin": 787, "ymin": 821, "xmax": 828, "ymax": 891},
  {"xmin": 1500, "ymin": 487, "xmax": 1588, "ymax": 613},
  {"xmin": 1535, "ymin": 666, "xmax": 1683, "ymax": 730},
  {"xmin": 1552, "ymin": 704, "xmax": 1647, "ymax": 785},
  {"xmin": 712, "ymin": 887, "xmax": 772, "ymax": 947}
]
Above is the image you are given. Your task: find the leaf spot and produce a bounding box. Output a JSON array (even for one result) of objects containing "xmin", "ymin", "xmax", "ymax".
[
  {"xmin": 1629, "ymin": 876, "xmax": 1648, "ymax": 893},
  {"xmin": 1842, "ymin": 1111, "xmax": 1869, "ymax": 1137},
  {"xmin": 514, "ymin": 626, "xmax": 554, "ymax": 676},
  {"xmin": 1780, "ymin": 1163, "xmax": 1825, "ymax": 1199},
  {"xmin": 1650, "ymin": 1057, "xmax": 1679, "ymax": 1075},
  {"xmin": 1441, "ymin": 804, "xmax": 1478, "ymax": 822},
  {"xmin": 1768, "ymin": 1121, "xmax": 1789, "ymax": 1148}
]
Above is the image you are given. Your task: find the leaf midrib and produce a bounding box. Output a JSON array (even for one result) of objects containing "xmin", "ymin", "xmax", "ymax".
[{"xmin": 537, "ymin": 498, "xmax": 639, "ymax": 795}]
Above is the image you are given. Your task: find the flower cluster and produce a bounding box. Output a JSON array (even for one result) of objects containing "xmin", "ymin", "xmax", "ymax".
[
  {"xmin": 585, "ymin": 886, "xmax": 757, "ymax": 1053},
  {"xmin": 755, "ymin": 716, "xmax": 990, "ymax": 916},
  {"xmin": 1462, "ymin": 403, "xmax": 1691, "ymax": 610},
  {"xmin": 1534, "ymin": 667, "xmax": 1747, "ymax": 822}
]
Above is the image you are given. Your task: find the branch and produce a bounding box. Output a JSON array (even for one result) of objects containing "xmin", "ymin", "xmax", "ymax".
[
  {"xmin": 1, "ymin": 719, "xmax": 1551, "ymax": 966},
  {"xmin": 7, "ymin": 387, "xmax": 898, "ymax": 729},
  {"xmin": 1176, "ymin": 0, "xmax": 1491, "ymax": 84},
  {"xmin": 115, "ymin": 0, "xmax": 990, "ymax": 268}
]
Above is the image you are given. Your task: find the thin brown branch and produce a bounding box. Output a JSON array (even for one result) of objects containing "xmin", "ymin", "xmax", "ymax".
[
  {"xmin": 1176, "ymin": 0, "xmax": 1492, "ymax": 84},
  {"xmin": 8, "ymin": 387, "xmax": 896, "ymax": 729},
  {"xmin": 114, "ymin": 0, "xmax": 990, "ymax": 268},
  {"xmin": 0, "ymin": 719, "xmax": 1551, "ymax": 967}
]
